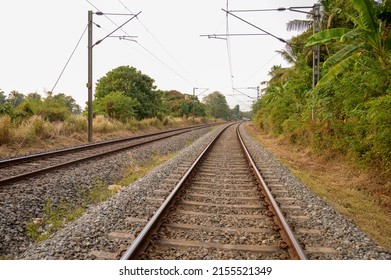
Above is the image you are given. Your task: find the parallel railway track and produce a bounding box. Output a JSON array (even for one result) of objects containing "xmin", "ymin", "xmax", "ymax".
[
  {"xmin": 0, "ymin": 124, "xmax": 216, "ymax": 186},
  {"xmin": 121, "ymin": 123, "xmax": 307, "ymax": 260}
]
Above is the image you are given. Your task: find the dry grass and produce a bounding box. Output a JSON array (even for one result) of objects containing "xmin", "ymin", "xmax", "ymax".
[
  {"xmin": 0, "ymin": 115, "xmax": 210, "ymax": 158},
  {"xmin": 243, "ymin": 122, "xmax": 391, "ymax": 251},
  {"xmin": 119, "ymin": 151, "xmax": 177, "ymax": 186}
]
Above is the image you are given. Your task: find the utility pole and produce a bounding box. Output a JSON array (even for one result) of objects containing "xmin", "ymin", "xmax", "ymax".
[
  {"xmin": 192, "ymin": 87, "xmax": 196, "ymax": 126},
  {"xmin": 192, "ymin": 87, "xmax": 209, "ymax": 125},
  {"xmin": 87, "ymin": 10, "xmax": 93, "ymax": 143},
  {"xmin": 86, "ymin": 10, "xmax": 139, "ymax": 143},
  {"xmin": 312, "ymin": 4, "xmax": 321, "ymax": 121}
]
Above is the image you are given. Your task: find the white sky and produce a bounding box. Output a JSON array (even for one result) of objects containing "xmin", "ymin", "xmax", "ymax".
[{"xmin": 0, "ymin": 0, "xmax": 316, "ymax": 111}]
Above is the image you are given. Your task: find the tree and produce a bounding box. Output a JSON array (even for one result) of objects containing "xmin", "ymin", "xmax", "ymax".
[
  {"xmin": 305, "ymin": 0, "xmax": 391, "ymax": 86},
  {"xmin": 0, "ymin": 89, "xmax": 6, "ymax": 104},
  {"xmin": 203, "ymin": 91, "xmax": 229, "ymax": 120},
  {"xmin": 95, "ymin": 66, "xmax": 159, "ymax": 120},
  {"xmin": 231, "ymin": 105, "xmax": 241, "ymax": 120},
  {"xmin": 158, "ymin": 90, "xmax": 206, "ymax": 118},
  {"xmin": 50, "ymin": 93, "xmax": 81, "ymax": 114},
  {"xmin": 7, "ymin": 91, "xmax": 25, "ymax": 108},
  {"xmin": 94, "ymin": 91, "xmax": 138, "ymax": 121}
]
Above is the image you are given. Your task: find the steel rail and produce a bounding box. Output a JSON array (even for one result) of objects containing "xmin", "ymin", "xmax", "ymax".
[
  {"xmin": 0, "ymin": 123, "xmax": 216, "ymax": 168},
  {"xmin": 236, "ymin": 124, "xmax": 307, "ymax": 260},
  {"xmin": 120, "ymin": 124, "xmax": 233, "ymax": 260},
  {"xmin": 0, "ymin": 124, "xmax": 219, "ymax": 187}
]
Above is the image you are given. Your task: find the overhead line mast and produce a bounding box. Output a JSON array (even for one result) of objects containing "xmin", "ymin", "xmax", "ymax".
[{"xmin": 87, "ymin": 10, "xmax": 139, "ymax": 142}]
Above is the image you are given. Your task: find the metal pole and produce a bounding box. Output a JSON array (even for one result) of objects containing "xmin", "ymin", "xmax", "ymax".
[
  {"xmin": 87, "ymin": 10, "xmax": 93, "ymax": 142},
  {"xmin": 312, "ymin": 4, "xmax": 321, "ymax": 121},
  {"xmin": 192, "ymin": 87, "xmax": 196, "ymax": 126}
]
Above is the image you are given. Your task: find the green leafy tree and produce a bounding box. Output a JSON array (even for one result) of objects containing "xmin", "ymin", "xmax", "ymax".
[
  {"xmin": 160, "ymin": 90, "xmax": 206, "ymax": 118},
  {"xmin": 0, "ymin": 89, "xmax": 6, "ymax": 104},
  {"xmin": 7, "ymin": 91, "xmax": 25, "ymax": 108},
  {"xmin": 94, "ymin": 91, "xmax": 138, "ymax": 122},
  {"xmin": 50, "ymin": 93, "xmax": 81, "ymax": 114},
  {"xmin": 95, "ymin": 66, "xmax": 159, "ymax": 120},
  {"xmin": 231, "ymin": 105, "xmax": 241, "ymax": 120},
  {"xmin": 306, "ymin": 0, "xmax": 391, "ymax": 86},
  {"xmin": 203, "ymin": 91, "xmax": 229, "ymax": 120}
]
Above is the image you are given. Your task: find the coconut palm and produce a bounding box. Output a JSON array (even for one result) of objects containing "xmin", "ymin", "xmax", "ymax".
[{"xmin": 305, "ymin": 0, "xmax": 391, "ymax": 86}]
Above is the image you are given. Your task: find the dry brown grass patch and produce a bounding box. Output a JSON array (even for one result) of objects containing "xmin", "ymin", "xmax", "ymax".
[{"xmin": 244, "ymin": 122, "xmax": 391, "ymax": 251}]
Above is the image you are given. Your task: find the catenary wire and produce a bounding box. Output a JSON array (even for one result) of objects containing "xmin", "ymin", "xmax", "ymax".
[
  {"xmin": 117, "ymin": 0, "xmax": 203, "ymax": 87},
  {"xmin": 86, "ymin": 0, "xmax": 196, "ymax": 88},
  {"xmin": 51, "ymin": 25, "xmax": 88, "ymax": 93}
]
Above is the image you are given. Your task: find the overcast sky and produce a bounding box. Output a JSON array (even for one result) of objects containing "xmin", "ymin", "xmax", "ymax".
[{"xmin": 0, "ymin": 0, "xmax": 317, "ymax": 111}]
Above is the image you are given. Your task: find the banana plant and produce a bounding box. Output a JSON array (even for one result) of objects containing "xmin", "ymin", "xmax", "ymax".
[{"xmin": 305, "ymin": 0, "xmax": 390, "ymax": 86}]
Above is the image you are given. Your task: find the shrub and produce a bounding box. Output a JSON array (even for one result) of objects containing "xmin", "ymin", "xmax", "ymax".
[
  {"xmin": 39, "ymin": 106, "xmax": 70, "ymax": 122},
  {"xmin": 0, "ymin": 115, "xmax": 13, "ymax": 144},
  {"xmin": 63, "ymin": 115, "xmax": 87, "ymax": 135},
  {"xmin": 93, "ymin": 115, "xmax": 123, "ymax": 134},
  {"xmin": 14, "ymin": 116, "xmax": 54, "ymax": 143}
]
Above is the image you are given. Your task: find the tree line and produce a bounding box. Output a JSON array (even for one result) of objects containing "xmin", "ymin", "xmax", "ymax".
[
  {"xmin": 93, "ymin": 65, "xmax": 245, "ymax": 122},
  {"xmin": 253, "ymin": 0, "xmax": 390, "ymax": 174},
  {"xmin": 1, "ymin": 65, "xmax": 248, "ymax": 126}
]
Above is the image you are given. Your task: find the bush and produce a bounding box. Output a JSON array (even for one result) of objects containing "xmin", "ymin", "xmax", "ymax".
[
  {"xmin": 93, "ymin": 115, "xmax": 123, "ymax": 134},
  {"xmin": 0, "ymin": 115, "xmax": 13, "ymax": 144},
  {"xmin": 14, "ymin": 116, "xmax": 54, "ymax": 143},
  {"xmin": 39, "ymin": 106, "xmax": 70, "ymax": 122},
  {"xmin": 63, "ymin": 115, "xmax": 87, "ymax": 135},
  {"xmin": 94, "ymin": 91, "xmax": 137, "ymax": 122}
]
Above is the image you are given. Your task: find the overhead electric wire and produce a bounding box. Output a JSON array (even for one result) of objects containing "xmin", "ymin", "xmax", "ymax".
[
  {"xmin": 117, "ymin": 0, "xmax": 203, "ymax": 87},
  {"xmin": 86, "ymin": 0, "xmax": 196, "ymax": 88},
  {"xmin": 222, "ymin": 8, "xmax": 290, "ymax": 45},
  {"xmin": 135, "ymin": 42, "xmax": 195, "ymax": 87},
  {"xmin": 93, "ymin": 12, "xmax": 140, "ymax": 47},
  {"xmin": 51, "ymin": 25, "xmax": 88, "ymax": 93},
  {"xmin": 238, "ymin": 52, "xmax": 280, "ymax": 86},
  {"xmin": 225, "ymin": 0, "xmax": 235, "ymax": 90},
  {"xmin": 233, "ymin": 88, "xmax": 256, "ymax": 99}
]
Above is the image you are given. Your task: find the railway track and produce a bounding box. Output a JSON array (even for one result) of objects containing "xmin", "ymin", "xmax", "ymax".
[
  {"xmin": 0, "ymin": 124, "xmax": 216, "ymax": 187},
  {"xmin": 121, "ymin": 123, "xmax": 307, "ymax": 260}
]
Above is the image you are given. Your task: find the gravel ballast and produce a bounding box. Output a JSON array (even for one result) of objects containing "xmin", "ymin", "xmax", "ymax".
[
  {"xmin": 1, "ymin": 126, "xmax": 218, "ymax": 259},
  {"xmin": 14, "ymin": 123, "xmax": 391, "ymax": 260}
]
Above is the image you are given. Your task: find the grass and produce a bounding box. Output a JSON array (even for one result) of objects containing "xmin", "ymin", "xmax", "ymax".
[
  {"xmin": 243, "ymin": 122, "xmax": 391, "ymax": 251},
  {"xmin": 25, "ymin": 150, "xmax": 178, "ymax": 242},
  {"xmin": 0, "ymin": 115, "xmax": 210, "ymax": 158},
  {"xmin": 119, "ymin": 151, "xmax": 177, "ymax": 186},
  {"xmin": 26, "ymin": 179, "xmax": 114, "ymax": 242}
]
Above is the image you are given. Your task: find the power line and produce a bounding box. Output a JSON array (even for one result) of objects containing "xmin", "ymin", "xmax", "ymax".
[
  {"xmin": 225, "ymin": 0, "xmax": 235, "ymax": 90},
  {"xmin": 51, "ymin": 25, "xmax": 88, "ymax": 93},
  {"xmin": 232, "ymin": 88, "xmax": 256, "ymax": 100},
  {"xmin": 222, "ymin": 8, "xmax": 289, "ymax": 45},
  {"xmin": 86, "ymin": 0, "xmax": 197, "ymax": 88},
  {"xmin": 117, "ymin": 0, "xmax": 202, "ymax": 87},
  {"xmin": 238, "ymin": 52, "xmax": 280, "ymax": 86},
  {"xmin": 93, "ymin": 12, "xmax": 141, "ymax": 47},
  {"xmin": 135, "ymin": 42, "xmax": 195, "ymax": 87}
]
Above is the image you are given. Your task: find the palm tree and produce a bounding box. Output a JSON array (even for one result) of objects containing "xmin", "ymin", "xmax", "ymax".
[{"xmin": 305, "ymin": 0, "xmax": 391, "ymax": 86}]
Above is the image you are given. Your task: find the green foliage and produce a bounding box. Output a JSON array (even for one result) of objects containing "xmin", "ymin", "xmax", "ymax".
[
  {"xmin": 254, "ymin": 0, "xmax": 391, "ymax": 175},
  {"xmin": 161, "ymin": 90, "xmax": 206, "ymax": 118},
  {"xmin": 306, "ymin": 0, "xmax": 391, "ymax": 85},
  {"xmin": 94, "ymin": 91, "xmax": 137, "ymax": 122},
  {"xmin": 202, "ymin": 91, "xmax": 230, "ymax": 120},
  {"xmin": 95, "ymin": 65, "xmax": 161, "ymax": 120}
]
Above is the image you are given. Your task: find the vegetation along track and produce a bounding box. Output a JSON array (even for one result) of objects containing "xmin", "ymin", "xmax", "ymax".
[
  {"xmin": 121, "ymin": 123, "xmax": 307, "ymax": 260},
  {"xmin": 0, "ymin": 124, "xmax": 217, "ymax": 187}
]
